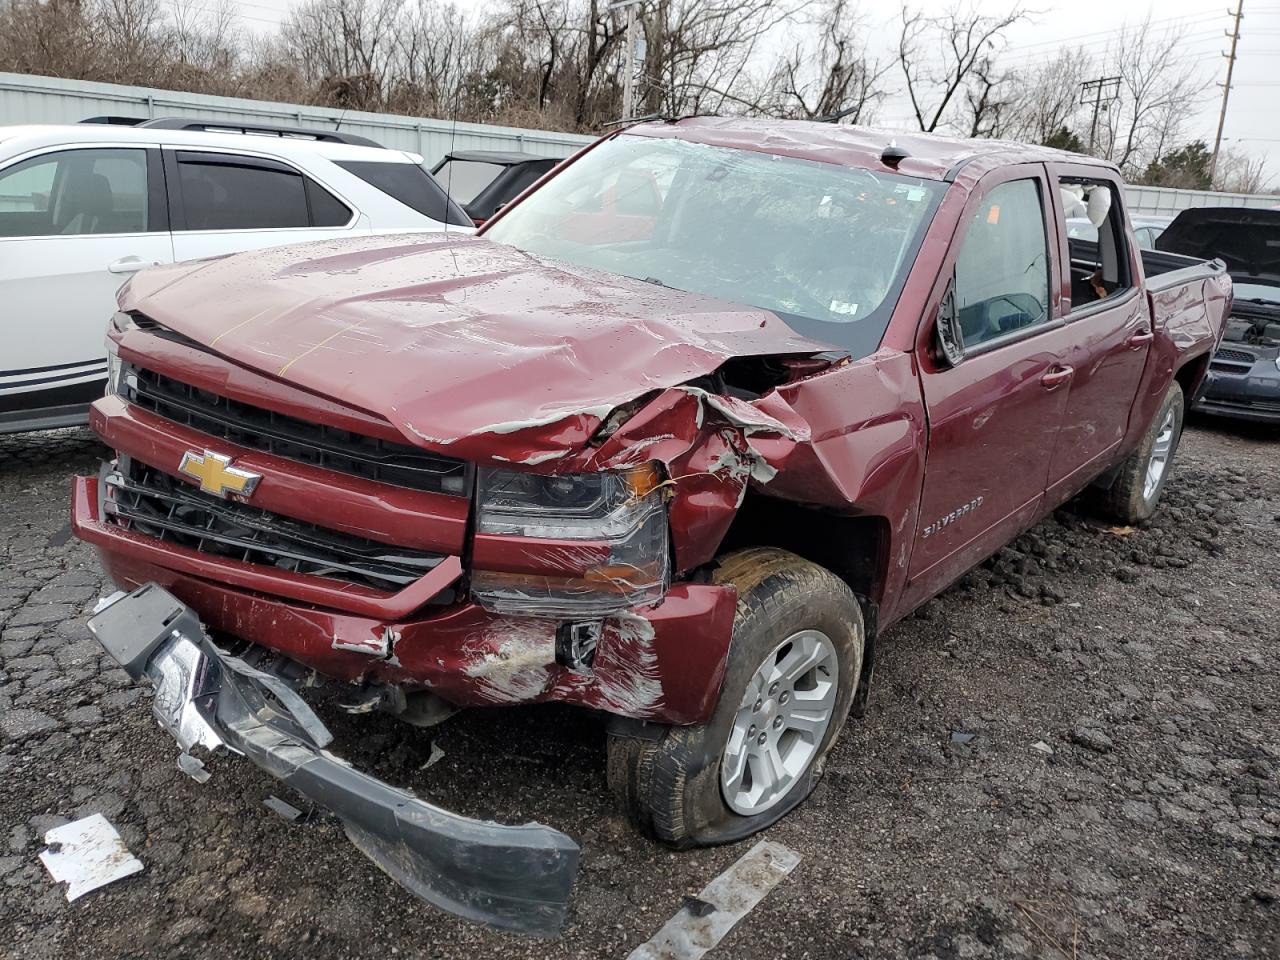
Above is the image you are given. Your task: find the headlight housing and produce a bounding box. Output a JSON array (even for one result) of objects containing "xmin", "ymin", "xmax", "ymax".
[
  {"xmin": 105, "ymin": 312, "xmax": 135, "ymax": 397},
  {"xmin": 471, "ymin": 463, "xmax": 669, "ymax": 617}
]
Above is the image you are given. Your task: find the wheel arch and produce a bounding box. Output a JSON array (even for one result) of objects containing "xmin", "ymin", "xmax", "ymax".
[{"xmin": 714, "ymin": 494, "xmax": 889, "ymax": 715}]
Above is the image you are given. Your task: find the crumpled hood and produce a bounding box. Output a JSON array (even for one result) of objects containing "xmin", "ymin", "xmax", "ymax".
[{"xmin": 122, "ymin": 233, "xmax": 830, "ymax": 460}]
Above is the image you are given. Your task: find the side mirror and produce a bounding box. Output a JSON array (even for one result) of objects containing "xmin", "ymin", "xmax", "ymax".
[{"xmin": 935, "ymin": 277, "xmax": 965, "ymax": 368}]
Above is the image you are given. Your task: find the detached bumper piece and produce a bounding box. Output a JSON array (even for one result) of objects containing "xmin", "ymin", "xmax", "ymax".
[{"xmin": 86, "ymin": 583, "xmax": 580, "ymax": 936}]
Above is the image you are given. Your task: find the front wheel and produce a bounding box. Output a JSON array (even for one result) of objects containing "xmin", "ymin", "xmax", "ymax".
[
  {"xmin": 1099, "ymin": 381, "xmax": 1185, "ymax": 524},
  {"xmin": 607, "ymin": 548, "xmax": 864, "ymax": 847}
]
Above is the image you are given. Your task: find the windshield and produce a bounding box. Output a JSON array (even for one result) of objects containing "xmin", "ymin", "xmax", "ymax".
[
  {"xmin": 433, "ymin": 160, "xmax": 504, "ymax": 206},
  {"xmin": 483, "ymin": 134, "xmax": 945, "ymax": 356},
  {"xmin": 1234, "ymin": 281, "xmax": 1280, "ymax": 304}
]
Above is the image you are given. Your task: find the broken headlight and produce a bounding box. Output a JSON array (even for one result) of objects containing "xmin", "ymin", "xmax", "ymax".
[{"xmin": 471, "ymin": 463, "xmax": 669, "ymax": 617}]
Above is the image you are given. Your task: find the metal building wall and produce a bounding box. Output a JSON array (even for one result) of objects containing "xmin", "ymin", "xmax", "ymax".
[
  {"xmin": 0, "ymin": 72, "xmax": 594, "ymax": 163},
  {"xmin": 1125, "ymin": 183, "xmax": 1280, "ymax": 217}
]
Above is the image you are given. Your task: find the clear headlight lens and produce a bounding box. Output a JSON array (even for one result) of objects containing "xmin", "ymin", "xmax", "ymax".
[
  {"xmin": 471, "ymin": 463, "xmax": 669, "ymax": 617},
  {"xmin": 105, "ymin": 312, "xmax": 135, "ymax": 397},
  {"xmin": 105, "ymin": 339, "xmax": 124, "ymax": 397}
]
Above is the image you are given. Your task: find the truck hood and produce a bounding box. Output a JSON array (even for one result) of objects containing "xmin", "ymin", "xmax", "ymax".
[
  {"xmin": 1156, "ymin": 207, "xmax": 1280, "ymax": 286},
  {"xmin": 120, "ymin": 233, "xmax": 831, "ymax": 458}
]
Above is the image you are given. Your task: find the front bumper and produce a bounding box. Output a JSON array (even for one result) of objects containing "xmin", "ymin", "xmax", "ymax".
[
  {"xmin": 87, "ymin": 584, "xmax": 580, "ymax": 936},
  {"xmin": 1193, "ymin": 365, "xmax": 1280, "ymax": 423}
]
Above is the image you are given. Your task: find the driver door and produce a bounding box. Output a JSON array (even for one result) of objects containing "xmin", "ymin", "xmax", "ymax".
[{"xmin": 903, "ymin": 165, "xmax": 1076, "ymax": 604}]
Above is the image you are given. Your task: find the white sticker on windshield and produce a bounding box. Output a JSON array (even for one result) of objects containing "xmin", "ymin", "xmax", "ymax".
[
  {"xmin": 906, "ymin": 187, "xmax": 926, "ymax": 202},
  {"xmin": 829, "ymin": 299, "xmax": 859, "ymax": 315}
]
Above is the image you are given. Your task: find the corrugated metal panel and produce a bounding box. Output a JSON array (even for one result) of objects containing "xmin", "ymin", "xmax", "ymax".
[
  {"xmin": 1125, "ymin": 183, "xmax": 1280, "ymax": 217},
  {"xmin": 0, "ymin": 71, "xmax": 594, "ymax": 162}
]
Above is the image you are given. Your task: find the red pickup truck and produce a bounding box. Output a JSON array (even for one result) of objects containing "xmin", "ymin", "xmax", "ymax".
[{"xmin": 75, "ymin": 119, "xmax": 1230, "ymax": 934}]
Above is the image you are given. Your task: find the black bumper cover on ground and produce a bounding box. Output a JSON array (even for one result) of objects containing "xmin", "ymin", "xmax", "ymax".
[{"xmin": 86, "ymin": 583, "xmax": 580, "ymax": 936}]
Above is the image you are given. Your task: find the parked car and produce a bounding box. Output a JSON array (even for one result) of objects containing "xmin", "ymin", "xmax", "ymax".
[
  {"xmin": 1067, "ymin": 213, "xmax": 1170, "ymax": 249},
  {"xmin": 0, "ymin": 119, "xmax": 471, "ymax": 434},
  {"xmin": 1152, "ymin": 207, "xmax": 1280, "ymax": 424},
  {"xmin": 430, "ymin": 149, "xmax": 558, "ymax": 225},
  {"xmin": 76, "ymin": 119, "xmax": 1229, "ymax": 934}
]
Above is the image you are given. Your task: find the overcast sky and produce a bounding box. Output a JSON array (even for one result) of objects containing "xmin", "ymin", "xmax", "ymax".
[{"xmin": 218, "ymin": 0, "xmax": 1279, "ymax": 170}]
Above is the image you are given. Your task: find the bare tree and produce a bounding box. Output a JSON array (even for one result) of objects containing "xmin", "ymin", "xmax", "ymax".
[
  {"xmin": 1096, "ymin": 16, "xmax": 1212, "ymax": 177},
  {"xmin": 1001, "ymin": 46, "xmax": 1094, "ymax": 146},
  {"xmin": 898, "ymin": 3, "xmax": 1026, "ymax": 133},
  {"xmin": 1213, "ymin": 148, "xmax": 1272, "ymax": 194},
  {"xmin": 761, "ymin": 0, "xmax": 888, "ymax": 122}
]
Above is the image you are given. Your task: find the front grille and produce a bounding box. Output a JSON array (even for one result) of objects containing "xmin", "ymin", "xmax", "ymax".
[
  {"xmin": 105, "ymin": 459, "xmax": 452, "ymax": 594},
  {"xmin": 1214, "ymin": 348, "xmax": 1255, "ymax": 364},
  {"xmin": 124, "ymin": 365, "xmax": 470, "ymax": 496}
]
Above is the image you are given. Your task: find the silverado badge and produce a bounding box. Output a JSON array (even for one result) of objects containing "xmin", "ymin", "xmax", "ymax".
[{"xmin": 178, "ymin": 450, "xmax": 261, "ymax": 498}]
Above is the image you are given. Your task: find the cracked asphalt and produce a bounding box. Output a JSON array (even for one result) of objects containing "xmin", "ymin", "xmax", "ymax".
[{"xmin": 1, "ymin": 420, "xmax": 1277, "ymax": 960}]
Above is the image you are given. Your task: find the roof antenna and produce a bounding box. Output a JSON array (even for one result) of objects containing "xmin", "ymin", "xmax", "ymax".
[{"xmin": 881, "ymin": 139, "xmax": 909, "ymax": 168}]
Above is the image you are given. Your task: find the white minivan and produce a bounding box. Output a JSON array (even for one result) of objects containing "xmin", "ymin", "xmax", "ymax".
[{"xmin": 0, "ymin": 119, "xmax": 473, "ymax": 433}]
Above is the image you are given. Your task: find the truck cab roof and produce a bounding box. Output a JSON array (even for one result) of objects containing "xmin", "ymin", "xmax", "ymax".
[{"xmin": 627, "ymin": 116, "xmax": 1113, "ymax": 181}]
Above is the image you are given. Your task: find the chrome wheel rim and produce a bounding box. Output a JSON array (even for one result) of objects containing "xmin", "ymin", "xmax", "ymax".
[
  {"xmin": 720, "ymin": 629, "xmax": 839, "ymax": 816},
  {"xmin": 1143, "ymin": 407, "xmax": 1176, "ymax": 501}
]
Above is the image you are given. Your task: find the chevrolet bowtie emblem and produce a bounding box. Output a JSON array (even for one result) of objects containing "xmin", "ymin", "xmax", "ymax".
[{"xmin": 178, "ymin": 450, "xmax": 261, "ymax": 498}]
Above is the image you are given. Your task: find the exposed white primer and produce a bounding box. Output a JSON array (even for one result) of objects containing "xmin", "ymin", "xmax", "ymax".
[
  {"xmin": 461, "ymin": 620, "xmax": 556, "ymax": 702},
  {"xmin": 332, "ymin": 632, "xmax": 388, "ymax": 656},
  {"xmin": 403, "ymin": 423, "xmax": 458, "ymax": 446},
  {"xmin": 472, "ymin": 403, "xmax": 615, "ymax": 437},
  {"xmin": 592, "ymin": 614, "xmax": 664, "ymax": 715},
  {"xmin": 517, "ymin": 450, "xmax": 572, "ymax": 465}
]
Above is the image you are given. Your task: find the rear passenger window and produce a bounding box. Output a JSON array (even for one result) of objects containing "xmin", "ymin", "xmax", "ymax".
[
  {"xmin": 339, "ymin": 160, "xmax": 470, "ymax": 226},
  {"xmin": 1058, "ymin": 178, "xmax": 1132, "ymax": 309},
  {"xmin": 0, "ymin": 148, "xmax": 148, "ymax": 238},
  {"xmin": 954, "ymin": 179, "xmax": 1051, "ymax": 349},
  {"xmin": 175, "ymin": 155, "xmax": 350, "ymax": 231}
]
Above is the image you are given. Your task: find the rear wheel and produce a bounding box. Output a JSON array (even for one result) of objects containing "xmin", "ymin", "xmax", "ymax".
[
  {"xmin": 607, "ymin": 548, "xmax": 863, "ymax": 847},
  {"xmin": 1098, "ymin": 381, "xmax": 1185, "ymax": 524}
]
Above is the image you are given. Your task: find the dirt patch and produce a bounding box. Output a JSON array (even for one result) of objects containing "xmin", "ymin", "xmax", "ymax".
[{"xmin": 0, "ymin": 421, "xmax": 1277, "ymax": 959}]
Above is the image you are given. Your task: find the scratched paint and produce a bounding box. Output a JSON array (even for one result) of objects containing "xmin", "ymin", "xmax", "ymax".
[
  {"xmin": 591, "ymin": 614, "xmax": 665, "ymax": 714},
  {"xmin": 460, "ymin": 619, "xmax": 557, "ymax": 702}
]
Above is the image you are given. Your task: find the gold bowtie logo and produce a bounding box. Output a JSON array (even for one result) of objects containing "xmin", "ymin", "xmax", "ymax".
[{"xmin": 178, "ymin": 450, "xmax": 261, "ymax": 498}]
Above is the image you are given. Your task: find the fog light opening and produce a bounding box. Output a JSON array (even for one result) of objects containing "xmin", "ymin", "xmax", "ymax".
[{"xmin": 556, "ymin": 620, "xmax": 601, "ymax": 675}]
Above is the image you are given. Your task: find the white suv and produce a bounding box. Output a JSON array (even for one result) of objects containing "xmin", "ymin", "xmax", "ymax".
[{"xmin": 0, "ymin": 119, "xmax": 473, "ymax": 433}]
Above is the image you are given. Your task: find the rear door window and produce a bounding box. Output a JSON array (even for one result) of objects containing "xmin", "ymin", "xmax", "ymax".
[
  {"xmin": 0, "ymin": 148, "xmax": 149, "ymax": 237},
  {"xmin": 431, "ymin": 159, "xmax": 504, "ymax": 206},
  {"xmin": 954, "ymin": 178, "xmax": 1051, "ymax": 349},
  {"xmin": 1056, "ymin": 177, "xmax": 1133, "ymax": 309},
  {"xmin": 172, "ymin": 152, "xmax": 350, "ymax": 231},
  {"xmin": 338, "ymin": 160, "xmax": 470, "ymax": 225}
]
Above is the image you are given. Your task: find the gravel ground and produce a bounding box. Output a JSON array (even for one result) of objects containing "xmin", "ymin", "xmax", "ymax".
[{"xmin": 0, "ymin": 419, "xmax": 1277, "ymax": 960}]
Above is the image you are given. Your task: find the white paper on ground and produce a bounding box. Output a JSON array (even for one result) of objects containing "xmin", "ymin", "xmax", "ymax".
[{"xmin": 39, "ymin": 813, "xmax": 144, "ymax": 901}]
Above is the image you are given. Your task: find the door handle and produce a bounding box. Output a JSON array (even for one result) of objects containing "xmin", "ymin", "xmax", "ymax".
[
  {"xmin": 1040, "ymin": 365, "xmax": 1074, "ymax": 389},
  {"xmin": 108, "ymin": 256, "xmax": 159, "ymax": 275},
  {"xmin": 1126, "ymin": 329, "xmax": 1155, "ymax": 349}
]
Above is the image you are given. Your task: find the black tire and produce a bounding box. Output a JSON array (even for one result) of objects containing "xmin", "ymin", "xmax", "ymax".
[
  {"xmin": 1099, "ymin": 381, "xmax": 1185, "ymax": 524},
  {"xmin": 607, "ymin": 548, "xmax": 864, "ymax": 847}
]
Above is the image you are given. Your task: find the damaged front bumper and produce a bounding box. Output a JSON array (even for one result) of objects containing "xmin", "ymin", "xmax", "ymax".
[{"xmin": 86, "ymin": 583, "xmax": 580, "ymax": 936}]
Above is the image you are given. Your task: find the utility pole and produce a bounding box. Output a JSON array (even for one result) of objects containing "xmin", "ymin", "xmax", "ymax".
[
  {"xmin": 611, "ymin": 0, "xmax": 643, "ymax": 121},
  {"xmin": 1079, "ymin": 77, "xmax": 1121, "ymax": 156},
  {"xmin": 1210, "ymin": 2, "xmax": 1245, "ymax": 186}
]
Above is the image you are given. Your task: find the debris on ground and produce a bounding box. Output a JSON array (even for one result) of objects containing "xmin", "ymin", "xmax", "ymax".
[
  {"xmin": 38, "ymin": 814, "xmax": 144, "ymax": 901},
  {"xmin": 262, "ymin": 796, "xmax": 303, "ymax": 822}
]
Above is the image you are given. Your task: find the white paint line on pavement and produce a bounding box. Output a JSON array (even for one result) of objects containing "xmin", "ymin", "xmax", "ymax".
[{"xmin": 626, "ymin": 840, "xmax": 801, "ymax": 960}]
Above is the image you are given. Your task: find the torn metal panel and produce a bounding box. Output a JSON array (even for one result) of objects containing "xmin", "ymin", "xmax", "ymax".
[{"xmin": 39, "ymin": 814, "xmax": 144, "ymax": 902}]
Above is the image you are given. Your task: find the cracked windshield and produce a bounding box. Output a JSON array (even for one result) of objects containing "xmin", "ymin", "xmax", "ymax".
[{"xmin": 484, "ymin": 134, "xmax": 944, "ymax": 355}]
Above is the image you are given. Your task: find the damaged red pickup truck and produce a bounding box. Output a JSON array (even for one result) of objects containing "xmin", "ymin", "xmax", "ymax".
[{"xmin": 74, "ymin": 119, "xmax": 1230, "ymax": 934}]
